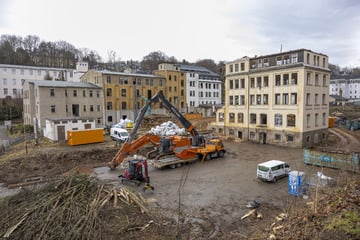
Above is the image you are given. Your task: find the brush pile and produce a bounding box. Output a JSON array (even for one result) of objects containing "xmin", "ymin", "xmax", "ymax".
[{"xmin": 0, "ymin": 175, "xmax": 174, "ymax": 240}]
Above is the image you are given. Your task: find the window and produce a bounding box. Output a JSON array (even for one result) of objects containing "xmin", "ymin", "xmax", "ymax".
[
  {"xmin": 276, "ymin": 56, "xmax": 282, "ymax": 65},
  {"xmin": 287, "ymin": 114, "xmax": 296, "ymax": 127},
  {"xmin": 237, "ymin": 113, "xmax": 244, "ymax": 123},
  {"xmin": 12, "ymin": 88, "xmax": 17, "ymax": 96},
  {"xmin": 122, "ymin": 102, "xmax": 127, "ymax": 109},
  {"xmin": 287, "ymin": 135, "xmax": 294, "ymax": 142},
  {"xmin": 234, "ymin": 95, "xmax": 239, "ymax": 105},
  {"xmin": 291, "ymin": 53, "xmax": 298, "ymax": 63},
  {"xmin": 89, "ymin": 90, "xmax": 93, "ymax": 97},
  {"xmin": 121, "ymin": 89, "xmax": 126, "ymax": 97},
  {"xmin": 229, "ymin": 80, "xmax": 233, "ymax": 89},
  {"xmin": 240, "ymin": 79, "xmax": 245, "ymax": 88},
  {"xmin": 263, "ymin": 76, "xmax": 269, "ymax": 87},
  {"xmin": 83, "ymin": 105, "xmax": 86, "ymax": 112},
  {"xmin": 322, "ymin": 94, "xmax": 326, "ymax": 105},
  {"xmin": 274, "ymin": 114, "xmax": 282, "ymax": 126},
  {"xmin": 306, "ymin": 114, "xmax": 310, "ymax": 128},
  {"xmin": 322, "ymin": 75, "xmax": 327, "ymax": 86},
  {"xmin": 240, "ymin": 95, "xmax": 245, "ymax": 105},
  {"xmin": 291, "ymin": 73, "xmax": 298, "ymax": 85},
  {"xmin": 229, "ymin": 96, "xmax": 234, "ymax": 105},
  {"xmin": 50, "ymin": 89, "xmax": 55, "ymax": 97},
  {"xmin": 65, "ymin": 89, "xmax": 67, "ymax": 97},
  {"xmin": 97, "ymin": 105, "xmax": 100, "ymax": 111},
  {"xmin": 83, "ymin": 90, "xmax": 86, "ymax": 97},
  {"xmin": 306, "ymin": 72, "xmax": 311, "ymax": 85},
  {"xmin": 291, "ymin": 93, "xmax": 297, "ymax": 104},
  {"xmin": 73, "ymin": 90, "xmax": 77, "ymax": 97},
  {"xmin": 306, "ymin": 93, "xmax": 311, "ymax": 105},
  {"xmin": 250, "ymin": 95, "xmax": 255, "ymax": 105},
  {"xmin": 229, "ymin": 65, "xmax": 233, "ymax": 73},
  {"xmin": 263, "ymin": 94, "xmax": 268, "ymax": 105},
  {"xmin": 235, "ymin": 63, "xmax": 239, "ymax": 72},
  {"xmin": 283, "ymin": 74, "xmax": 289, "ymax": 85},
  {"xmin": 283, "ymin": 93, "xmax": 289, "ymax": 105},
  {"xmin": 51, "ymin": 105, "xmax": 56, "ymax": 113},
  {"xmin": 235, "ymin": 79, "xmax": 239, "ymax": 89},
  {"xmin": 107, "ymin": 102, "xmax": 113, "ymax": 110},
  {"xmin": 315, "ymin": 113, "xmax": 319, "ymax": 127},
  {"xmin": 12, "ymin": 79, "xmax": 16, "ymax": 85},
  {"xmin": 241, "ymin": 63, "xmax": 245, "ymax": 71},
  {"xmin": 260, "ymin": 114, "xmax": 267, "ymax": 125},
  {"xmin": 250, "ymin": 132, "xmax": 256, "ymax": 140},
  {"xmin": 229, "ymin": 112, "xmax": 235, "ymax": 122},
  {"xmin": 108, "ymin": 116, "xmax": 113, "ymax": 122},
  {"xmin": 275, "ymin": 75, "xmax": 281, "ymax": 86},
  {"xmin": 250, "ymin": 78, "xmax": 255, "ymax": 88},
  {"xmin": 275, "ymin": 134, "xmax": 281, "ymax": 141},
  {"xmin": 315, "ymin": 74, "xmax": 319, "ymax": 86},
  {"xmin": 275, "ymin": 94, "xmax": 281, "ymax": 105},
  {"xmin": 3, "ymin": 78, "xmax": 7, "ymax": 85},
  {"xmin": 218, "ymin": 112, "xmax": 224, "ymax": 122},
  {"xmin": 106, "ymin": 76, "xmax": 111, "ymax": 84},
  {"xmin": 256, "ymin": 95, "xmax": 261, "ymax": 105},
  {"xmin": 250, "ymin": 114, "xmax": 256, "ymax": 124},
  {"xmin": 96, "ymin": 90, "xmax": 100, "ymax": 97},
  {"xmin": 106, "ymin": 88, "xmax": 112, "ymax": 97},
  {"xmin": 90, "ymin": 105, "xmax": 94, "ymax": 112},
  {"xmin": 322, "ymin": 113, "xmax": 326, "ymax": 126},
  {"xmin": 315, "ymin": 93, "xmax": 319, "ymax": 105},
  {"xmin": 257, "ymin": 77, "xmax": 262, "ymax": 88}
]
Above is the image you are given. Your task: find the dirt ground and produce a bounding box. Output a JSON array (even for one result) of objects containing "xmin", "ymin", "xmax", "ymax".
[{"xmin": 0, "ymin": 115, "xmax": 359, "ymax": 239}]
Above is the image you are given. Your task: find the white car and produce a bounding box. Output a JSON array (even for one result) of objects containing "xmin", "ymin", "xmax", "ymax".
[{"xmin": 257, "ymin": 160, "xmax": 291, "ymax": 182}]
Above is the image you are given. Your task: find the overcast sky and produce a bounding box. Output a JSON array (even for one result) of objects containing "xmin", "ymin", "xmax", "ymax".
[{"xmin": 1, "ymin": 0, "xmax": 359, "ymax": 67}]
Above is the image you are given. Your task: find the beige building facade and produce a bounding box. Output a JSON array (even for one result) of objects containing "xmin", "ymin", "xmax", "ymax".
[
  {"xmin": 210, "ymin": 49, "xmax": 331, "ymax": 148},
  {"xmin": 80, "ymin": 70, "xmax": 166, "ymax": 127},
  {"xmin": 22, "ymin": 80, "xmax": 103, "ymax": 132}
]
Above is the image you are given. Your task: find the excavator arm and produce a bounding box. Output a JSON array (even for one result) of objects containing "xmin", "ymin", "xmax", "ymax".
[{"xmin": 108, "ymin": 134, "xmax": 161, "ymax": 169}]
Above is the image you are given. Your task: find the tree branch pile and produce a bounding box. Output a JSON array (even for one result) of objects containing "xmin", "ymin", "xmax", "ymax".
[{"xmin": 0, "ymin": 174, "xmax": 164, "ymax": 239}]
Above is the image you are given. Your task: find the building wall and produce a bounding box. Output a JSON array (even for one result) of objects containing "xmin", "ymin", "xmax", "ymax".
[
  {"xmin": 81, "ymin": 70, "xmax": 167, "ymax": 127},
  {"xmin": 23, "ymin": 80, "xmax": 103, "ymax": 131},
  {"xmin": 210, "ymin": 49, "xmax": 330, "ymax": 148}
]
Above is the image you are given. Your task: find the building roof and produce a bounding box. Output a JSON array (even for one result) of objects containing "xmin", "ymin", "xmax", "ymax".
[
  {"xmin": 97, "ymin": 70, "xmax": 165, "ymax": 79},
  {"xmin": 329, "ymin": 94, "xmax": 348, "ymax": 101},
  {"xmin": 23, "ymin": 79, "xmax": 101, "ymax": 89},
  {"xmin": 0, "ymin": 63, "xmax": 73, "ymax": 71}
]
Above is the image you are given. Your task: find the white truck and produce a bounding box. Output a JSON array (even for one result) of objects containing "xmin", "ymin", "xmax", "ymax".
[{"xmin": 110, "ymin": 127, "xmax": 129, "ymax": 142}]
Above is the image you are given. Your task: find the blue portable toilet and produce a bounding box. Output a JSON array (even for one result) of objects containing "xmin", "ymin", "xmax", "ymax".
[{"xmin": 288, "ymin": 171, "xmax": 306, "ymax": 197}]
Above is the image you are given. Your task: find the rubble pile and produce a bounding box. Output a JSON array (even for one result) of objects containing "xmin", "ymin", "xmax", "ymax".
[{"xmin": 149, "ymin": 121, "xmax": 186, "ymax": 136}]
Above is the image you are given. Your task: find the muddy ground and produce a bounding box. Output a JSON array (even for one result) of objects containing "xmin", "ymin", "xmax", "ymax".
[{"xmin": 0, "ymin": 115, "xmax": 359, "ymax": 239}]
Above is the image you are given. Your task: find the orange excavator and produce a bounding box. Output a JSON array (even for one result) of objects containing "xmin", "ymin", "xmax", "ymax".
[{"xmin": 108, "ymin": 91, "xmax": 225, "ymax": 186}]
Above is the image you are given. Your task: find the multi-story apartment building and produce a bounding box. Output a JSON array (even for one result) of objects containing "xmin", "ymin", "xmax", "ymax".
[
  {"xmin": 210, "ymin": 49, "xmax": 331, "ymax": 148},
  {"xmin": 22, "ymin": 79, "xmax": 103, "ymax": 131},
  {"xmin": 80, "ymin": 70, "xmax": 166, "ymax": 127},
  {"xmin": 154, "ymin": 64, "xmax": 187, "ymax": 113},
  {"xmin": 330, "ymin": 78, "xmax": 360, "ymax": 100},
  {"xmin": 155, "ymin": 63, "xmax": 222, "ymax": 116},
  {"xmin": 0, "ymin": 61, "xmax": 88, "ymax": 99}
]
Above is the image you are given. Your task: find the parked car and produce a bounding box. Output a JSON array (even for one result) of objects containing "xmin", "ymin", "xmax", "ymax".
[{"xmin": 257, "ymin": 160, "xmax": 291, "ymax": 182}]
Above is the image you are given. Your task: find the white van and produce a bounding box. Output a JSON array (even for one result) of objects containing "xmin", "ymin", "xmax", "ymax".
[
  {"xmin": 110, "ymin": 128, "xmax": 129, "ymax": 142},
  {"xmin": 257, "ymin": 160, "xmax": 291, "ymax": 182}
]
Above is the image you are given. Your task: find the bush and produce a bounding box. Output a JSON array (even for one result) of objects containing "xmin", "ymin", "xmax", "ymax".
[{"xmin": 9, "ymin": 124, "xmax": 33, "ymax": 135}]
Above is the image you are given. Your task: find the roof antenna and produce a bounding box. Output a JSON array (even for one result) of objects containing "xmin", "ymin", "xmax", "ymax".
[{"xmin": 280, "ymin": 44, "xmax": 283, "ymax": 53}]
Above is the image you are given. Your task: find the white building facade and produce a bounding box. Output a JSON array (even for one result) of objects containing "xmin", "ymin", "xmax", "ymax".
[
  {"xmin": 330, "ymin": 78, "xmax": 360, "ymax": 101},
  {"xmin": 0, "ymin": 62, "xmax": 88, "ymax": 99}
]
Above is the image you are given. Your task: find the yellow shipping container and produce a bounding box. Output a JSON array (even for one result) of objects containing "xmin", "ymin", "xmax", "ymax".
[{"xmin": 67, "ymin": 128, "xmax": 104, "ymax": 146}]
